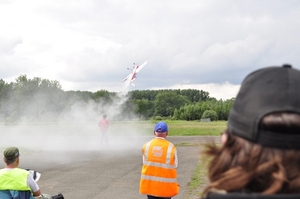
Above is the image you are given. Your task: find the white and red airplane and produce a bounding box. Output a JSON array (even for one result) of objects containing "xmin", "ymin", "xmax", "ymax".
[{"xmin": 122, "ymin": 61, "xmax": 148, "ymax": 87}]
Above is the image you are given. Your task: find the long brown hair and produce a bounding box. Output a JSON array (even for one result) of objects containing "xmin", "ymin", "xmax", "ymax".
[{"xmin": 202, "ymin": 113, "xmax": 300, "ymax": 195}]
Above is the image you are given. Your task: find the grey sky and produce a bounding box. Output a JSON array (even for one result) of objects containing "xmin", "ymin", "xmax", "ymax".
[{"xmin": 1, "ymin": 0, "xmax": 300, "ymax": 99}]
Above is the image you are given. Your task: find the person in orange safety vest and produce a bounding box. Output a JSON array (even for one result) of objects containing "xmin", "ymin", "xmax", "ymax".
[{"xmin": 139, "ymin": 121, "xmax": 180, "ymax": 199}]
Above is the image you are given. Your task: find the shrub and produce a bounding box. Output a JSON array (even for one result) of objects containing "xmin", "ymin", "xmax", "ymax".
[
  {"xmin": 154, "ymin": 116, "xmax": 163, "ymax": 120},
  {"xmin": 201, "ymin": 110, "xmax": 218, "ymax": 121}
]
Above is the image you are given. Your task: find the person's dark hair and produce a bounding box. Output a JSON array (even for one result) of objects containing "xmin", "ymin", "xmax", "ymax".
[
  {"xmin": 202, "ymin": 112, "xmax": 300, "ymax": 196},
  {"xmin": 260, "ymin": 112, "xmax": 300, "ymax": 134},
  {"xmin": 4, "ymin": 157, "xmax": 18, "ymax": 165},
  {"xmin": 103, "ymin": 114, "xmax": 107, "ymax": 118}
]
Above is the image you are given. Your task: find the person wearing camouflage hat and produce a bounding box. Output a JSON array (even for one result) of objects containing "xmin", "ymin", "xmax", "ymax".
[{"xmin": 0, "ymin": 147, "xmax": 52, "ymax": 199}]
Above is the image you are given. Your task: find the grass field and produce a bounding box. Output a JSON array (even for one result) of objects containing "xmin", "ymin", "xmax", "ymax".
[
  {"xmin": 0, "ymin": 120, "xmax": 227, "ymax": 141},
  {"xmin": 110, "ymin": 120, "xmax": 227, "ymax": 136}
]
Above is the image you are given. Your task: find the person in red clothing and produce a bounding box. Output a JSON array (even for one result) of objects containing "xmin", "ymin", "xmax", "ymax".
[{"xmin": 98, "ymin": 114, "xmax": 110, "ymax": 145}]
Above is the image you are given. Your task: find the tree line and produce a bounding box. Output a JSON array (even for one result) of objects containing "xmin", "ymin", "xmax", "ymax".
[{"xmin": 0, "ymin": 75, "xmax": 234, "ymax": 122}]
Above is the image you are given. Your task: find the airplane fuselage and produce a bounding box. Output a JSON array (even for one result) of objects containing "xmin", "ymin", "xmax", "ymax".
[{"xmin": 122, "ymin": 61, "xmax": 148, "ymax": 87}]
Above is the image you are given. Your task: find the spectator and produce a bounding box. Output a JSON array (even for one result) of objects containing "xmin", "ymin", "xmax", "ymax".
[
  {"xmin": 0, "ymin": 147, "xmax": 52, "ymax": 199},
  {"xmin": 202, "ymin": 64, "xmax": 300, "ymax": 199},
  {"xmin": 140, "ymin": 121, "xmax": 180, "ymax": 199},
  {"xmin": 98, "ymin": 114, "xmax": 110, "ymax": 145}
]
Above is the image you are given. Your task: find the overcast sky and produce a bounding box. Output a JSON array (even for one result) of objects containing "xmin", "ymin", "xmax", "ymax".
[{"xmin": 1, "ymin": 0, "xmax": 300, "ymax": 100}]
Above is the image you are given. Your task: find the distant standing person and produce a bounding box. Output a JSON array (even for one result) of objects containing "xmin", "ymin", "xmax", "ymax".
[
  {"xmin": 98, "ymin": 114, "xmax": 110, "ymax": 145},
  {"xmin": 139, "ymin": 121, "xmax": 180, "ymax": 199}
]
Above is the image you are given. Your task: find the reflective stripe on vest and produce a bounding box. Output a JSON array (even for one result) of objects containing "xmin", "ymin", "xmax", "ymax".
[
  {"xmin": 140, "ymin": 174, "xmax": 177, "ymax": 183},
  {"xmin": 0, "ymin": 168, "xmax": 31, "ymax": 191}
]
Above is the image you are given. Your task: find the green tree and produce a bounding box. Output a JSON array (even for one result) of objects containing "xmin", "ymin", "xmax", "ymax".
[
  {"xmin": 133, "ymin": 98, "xmax": 154, "ymax": 119},
  {"xmin": 92, "ymin": 90, "xmax": 114, "ymax": 104},
  {"xmin": 1, "ymin": 75, "xmax": 234, "ymax": 122},
  {"xmin": 0, "ymin": 80, "xmax": 15, "ymax": 119},
  {"xmin": 154, "ymin": 92, "xmax": 190, "ymax": 117},
  {"xmin": 173, "ymin": 108, "xmax": 179, "ymax": 120},
  {"xmin": 202, "ymin": 110, "xmax": 218, "ymax": 121},
  {"xmin": 11, "ymin": 75, "xmax": 64, "ymax": 121}
]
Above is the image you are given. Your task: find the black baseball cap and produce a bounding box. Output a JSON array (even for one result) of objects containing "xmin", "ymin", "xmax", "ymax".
[{"xmin": 228, "ymin": 64, "xmax": 300, "ymax": 149}]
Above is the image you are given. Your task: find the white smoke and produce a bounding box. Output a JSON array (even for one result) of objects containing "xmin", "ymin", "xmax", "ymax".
[{"xmin": 0, "ymin": 88, "xmax": 153, "ymax": 166}]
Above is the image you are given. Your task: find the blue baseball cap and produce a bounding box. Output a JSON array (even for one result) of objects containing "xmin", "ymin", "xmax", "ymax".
[{"xmin": 154, "ymin": 121, "xmax": 168, "ymax": 133}]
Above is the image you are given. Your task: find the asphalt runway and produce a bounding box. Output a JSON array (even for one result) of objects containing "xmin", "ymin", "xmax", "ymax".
[{"xmin": 19, "ymin": 136, "xmax": 220, "ymax": 199}]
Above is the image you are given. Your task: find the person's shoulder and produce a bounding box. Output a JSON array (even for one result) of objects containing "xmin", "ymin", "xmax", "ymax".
[
  {"xmin": 169, "ymin": 140, "xmax": 176, "ymax": 146},
  {"xmin": 16, "ymin": 168, "xmax": 30, "ymax": 174},
  {"xmin": 143, "ymin": 139, "xmax": 155, "ymax": 146},
  {"xmin": 164, "ymin": 139, "xmax": 176, "ymax": 147}
]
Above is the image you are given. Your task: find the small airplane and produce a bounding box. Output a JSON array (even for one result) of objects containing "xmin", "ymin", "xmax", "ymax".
[{"xmin": 122, "ymin": 61, "xmax": 148, "ymax": 87}]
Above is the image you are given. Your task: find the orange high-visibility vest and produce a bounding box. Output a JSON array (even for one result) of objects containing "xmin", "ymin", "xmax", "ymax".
[{"xmin": 139, "ymin": 138, "xmax": 180, "ymax": 197}]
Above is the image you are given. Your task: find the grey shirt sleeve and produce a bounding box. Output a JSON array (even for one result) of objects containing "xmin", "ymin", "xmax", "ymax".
[{"xmin": 27, "ymin": 173, "xmax": 40, "ymax": 193}]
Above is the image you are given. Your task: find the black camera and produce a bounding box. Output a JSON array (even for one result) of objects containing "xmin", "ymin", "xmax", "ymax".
[{"xmin": 52, "ymin": 193, "xmax": 64, "ymax": 199}]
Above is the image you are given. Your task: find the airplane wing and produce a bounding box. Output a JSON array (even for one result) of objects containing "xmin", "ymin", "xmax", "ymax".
[
  {"xmin": 122, "ymin": 61, "xmax": 147, "ymax": 87},
  {"xmin": 135, "ymin": 61, "xmax": 148, "ymax": 73},
  {"xmin": 122, "ymin": 73, "xmax": 132, "ymax": 83}
]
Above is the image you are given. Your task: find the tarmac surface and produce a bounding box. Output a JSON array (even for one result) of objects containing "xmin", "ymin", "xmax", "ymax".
[{"xmin": 19, "ymin": 136, "xmax": 221, "ymax": 199}]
